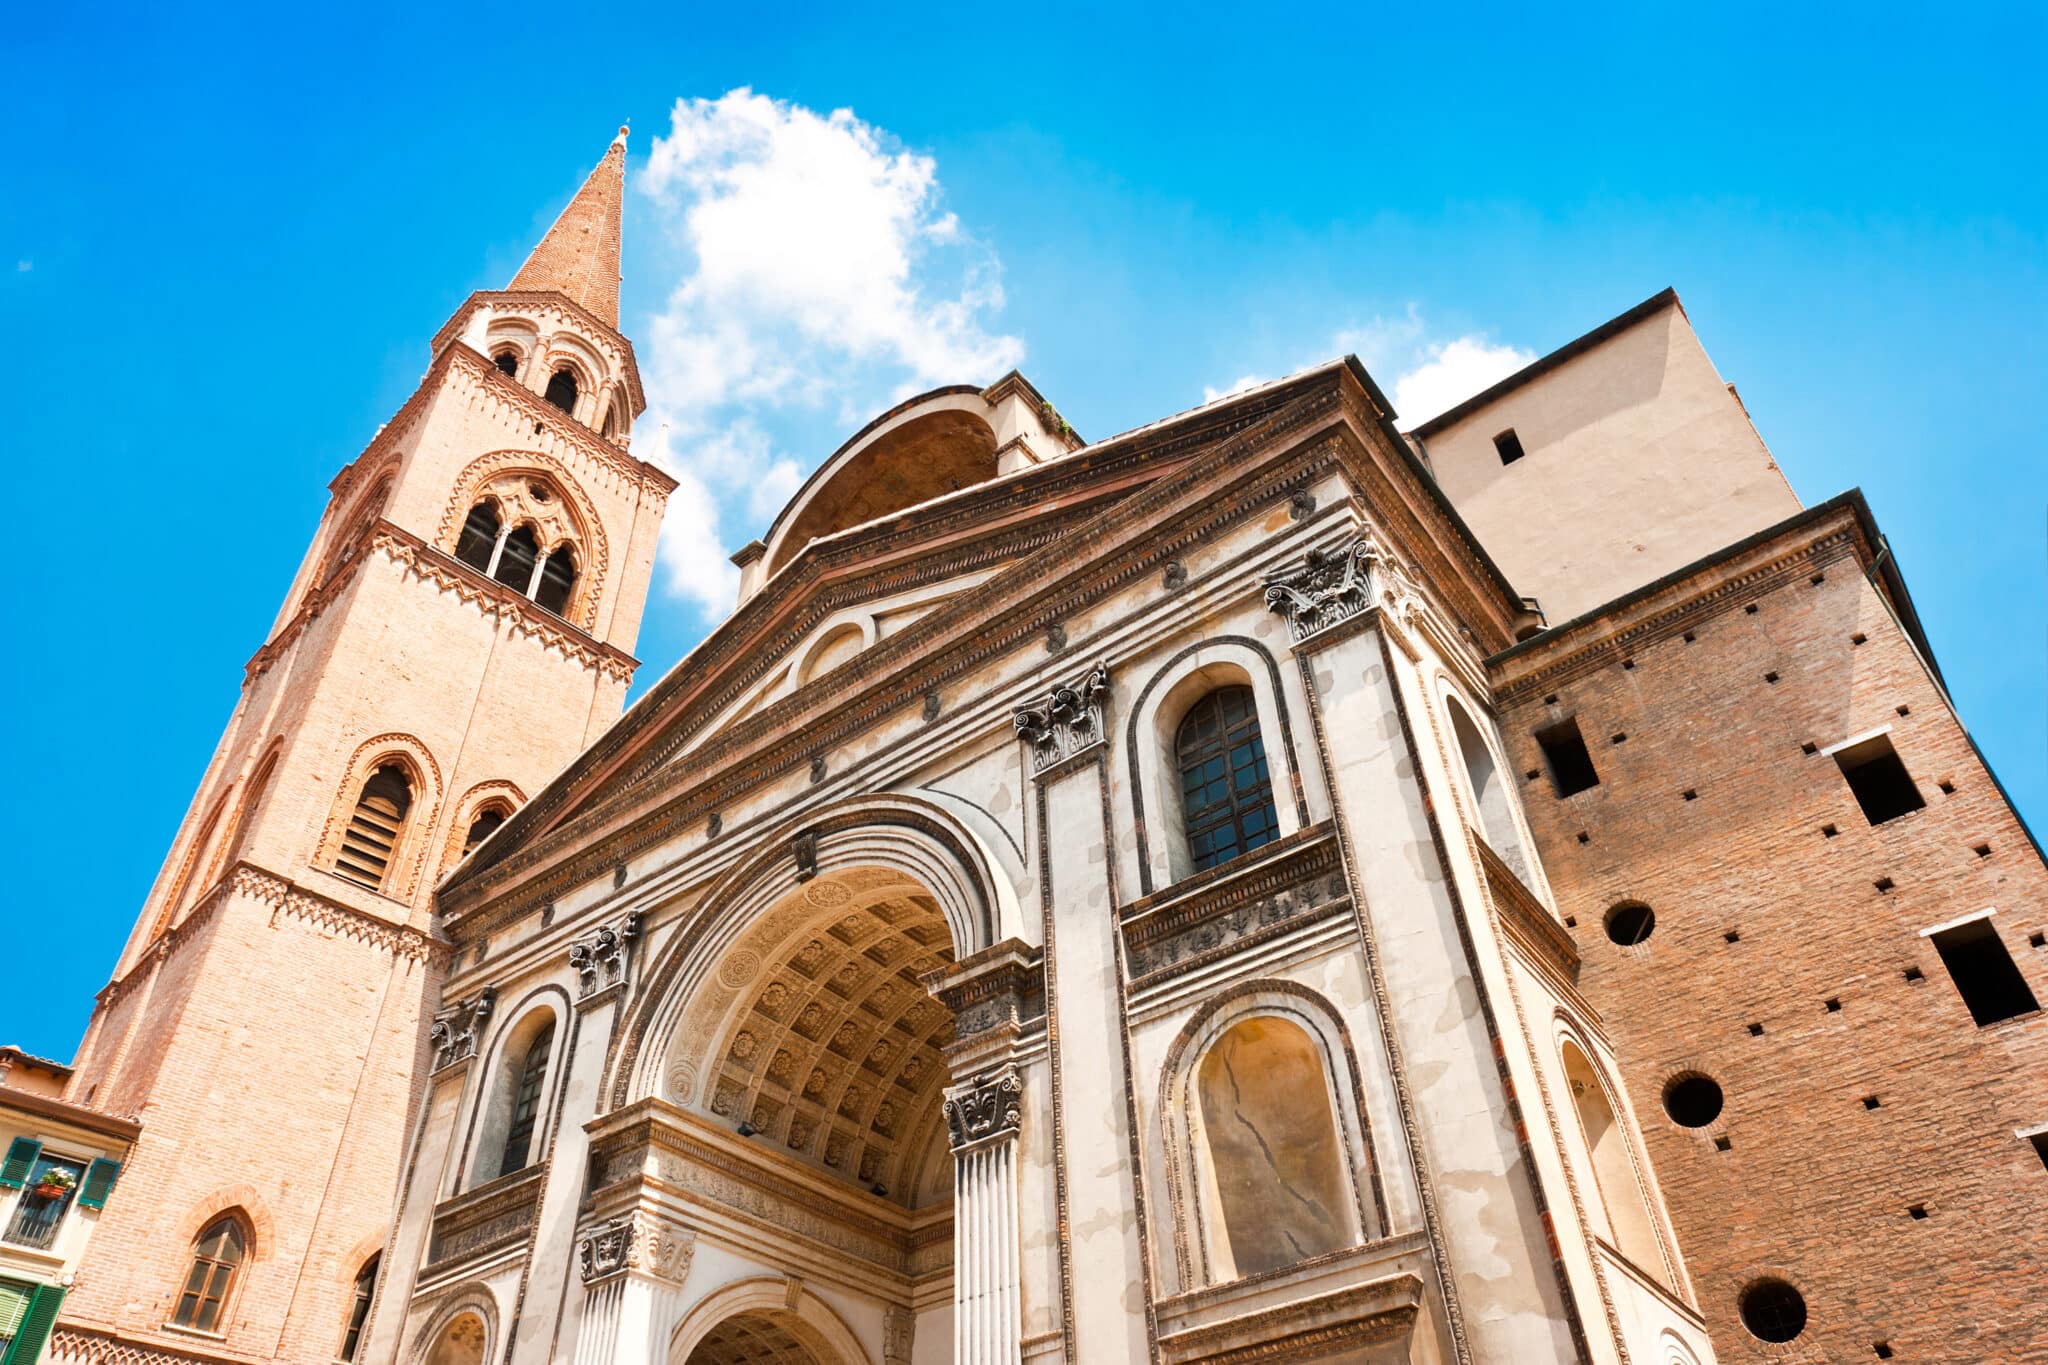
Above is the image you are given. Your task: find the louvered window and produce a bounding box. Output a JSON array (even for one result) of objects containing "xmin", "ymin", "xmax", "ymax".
[
  {"xmin": 1176, "ymin": 686, "xmax": 1279, "ymax": 873},
  {"xmin": 454, "ymin": 503, "xmax": 500, "ymax": 572},
  {"xmin": 498, "ymin": 1023, "xmax": 555, "ymax": 1177},
  {"xmin": 492, "ymin": 525, "xmax": 539, "ymax": 593},
  {"xmin": 339, "ymin": 1255, "xmax": 377, "ymax": 1361},
  {"xmin": 174, "ymin": 1218, "xmax": 245, "ymax": 1333},
  {"xmin": 533, "ymin": 546, "xmax": 576, "ymax": 616},
  {"xmin": 336, "ymin": 765, "xmax": 413, "ymax": 890}
]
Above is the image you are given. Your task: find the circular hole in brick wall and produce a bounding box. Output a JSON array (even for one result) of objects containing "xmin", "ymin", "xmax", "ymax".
[
  {"xmin": 1661, "ymin": 1074, "xmax": 1724, "ymax": 1128},
  {"xmin": 1604, "ymin": 902, "xmax": 1655, "ymax": 946},
  {"xmin": 1737, "ymin": 1278, "xmax": 1807, "ymax": 1342}
]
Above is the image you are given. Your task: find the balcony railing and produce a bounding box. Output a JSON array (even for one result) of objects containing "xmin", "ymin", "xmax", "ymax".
[{"xmin": 4, "ymin": 1191, "xmax": 70, "ymax": 1251}]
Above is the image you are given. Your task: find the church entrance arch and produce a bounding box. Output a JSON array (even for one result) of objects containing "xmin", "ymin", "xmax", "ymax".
[{"xmin": 684, "ymin": 1311, "xmax": 834, "ymax": 1364}]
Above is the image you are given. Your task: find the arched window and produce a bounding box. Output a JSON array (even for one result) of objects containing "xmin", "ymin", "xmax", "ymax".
[
  {"xmin": 491, "ymin": 525, "xmax": 539, "ymax": 594},
  {"xmin": 462, "ymin": 807, "xmax": 506, "ymax": 856},
  {"xmin": 543, "ymin": 368, "xmax": 578, "ymax": 414},
  {"xmin": 454, "ymin": 503, "xmax": 500, "ymax": 573},
  {"xmin": 1561, "ymin": 1041, "xmax": 1665, "ymax": 1278},
  {"xmin": 533, "ymin": 545, "xmax": 576, "ymax": 616},
  {"xmin": 497, "ymin": 1021, "xmax": 555, "ymax": 1177},
  {"xmin": 336, "ymin": 765, "xmax": 413, "ymax": 890},
  {"xmin": 1176, "ymin": 686, "xmax": 1278, "ymax": 872},
  {"xmin": 1447, "ymin": 695, "xmax": 1532, "ymax": 882},
  {"xmin": 174, "ymin": 1216, "xmax": 246, "ymax": 1333},
  {"xmin": 339, "ymin": 1254, "xmax": 378, "ymax": 1360},
  {"xmin": 491, "ymin": 351, "xmax": 519, "ymax": 378},
  {"xmin": 599, "ymin": 397, "xmax": 622, "ymax": 442},
  {"xmin": 1195, "ymin": 1017, "xmax": 1352, "ymax": 1277}
]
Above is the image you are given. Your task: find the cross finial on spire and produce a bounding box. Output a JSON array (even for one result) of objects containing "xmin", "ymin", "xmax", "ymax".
[{"xmin": 508, "ymin": 128, "xmax": 629, "ymax": 327}]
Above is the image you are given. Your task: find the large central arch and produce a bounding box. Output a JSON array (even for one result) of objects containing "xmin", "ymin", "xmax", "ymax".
[{"xmin": 669, "ymin": 1279, "xmax": 871, "ymax": 1365}]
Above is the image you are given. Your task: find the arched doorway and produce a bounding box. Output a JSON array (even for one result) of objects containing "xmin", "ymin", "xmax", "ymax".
[{"xmin": 685, "ymin": 1309, "xmax": 837, "ymax": 1364}]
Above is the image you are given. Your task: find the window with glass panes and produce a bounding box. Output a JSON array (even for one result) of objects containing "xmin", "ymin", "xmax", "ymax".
[
  {"xmin": 174, "ymin": 1217, "xmax": 245, "ymax": 1333},
  {"xmin": 1175, "ymin": 686, "xmax": 1279, "ymax": 872},
  {"xmin": 498, "ymin": 1023, "xmax": 555, "ymax": 1177},
  {"xmin": 339, "ymin": 1255, "xmax": 378, "ymax": 1360}
]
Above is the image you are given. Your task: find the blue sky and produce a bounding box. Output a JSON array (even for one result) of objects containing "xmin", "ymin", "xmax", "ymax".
[{"xmin": 4, "ymin": 2, "xmax": 2042, "ymax": 1060}]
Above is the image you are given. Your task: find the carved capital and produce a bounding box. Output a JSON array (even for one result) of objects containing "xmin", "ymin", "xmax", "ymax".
[
  {"xmin": 429, "ymin": 986, "xmax": 496, "ymax": 1072},
  {"xmin": 1012, "ymin": 661, "xmax": 1111, "ymax": 776},
  {"xmin": 578, "ymin": 1215, "xmax": 635, "ymax": 1283},
  {"xmin": 568, "ymin": 913, "xmax": 639, "ymax": 1001},
  {"xmin": 1262, "ymin": 533, "xmax": 1384, "ymax": 642},
  {"xmin": 943, "ymin": 1066, "xmax": 1023, "ymax": 1152}
]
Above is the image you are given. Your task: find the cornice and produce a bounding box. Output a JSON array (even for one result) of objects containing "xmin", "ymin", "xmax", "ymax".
[
  {"xmin": 95, "ymin": 860, "xmax": 452, "ymax": 1007},
  {"xmin": 1487, "ymin": 503, "xmax": 1870, "ymax": 704},
  {"xmin": 245, "ymin": 522, "xmax": 638, "ymax": 687}
]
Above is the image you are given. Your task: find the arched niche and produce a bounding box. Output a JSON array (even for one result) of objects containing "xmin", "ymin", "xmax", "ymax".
[
  {"xmin": 1442, "ymin": 689, "xmax": 1534, "ymax": 882},
  {"xmin": 1159, "ymin": 982, "xmax": 1381, "ymax": 1289},
  {"xmin": 1558, "ymin": 1033, "xmax": 1669, "ymax": 1283}
]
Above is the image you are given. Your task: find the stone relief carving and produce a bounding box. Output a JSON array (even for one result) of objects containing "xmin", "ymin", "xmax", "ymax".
[
  {"xmin": 429, "ymin": 986, "xmax": 496, "ymax": 1071},
  {"xmin": 1012, "ymin": 662, "xmax": 1111, "ymax": 775},
  {"xmin": 884, "ymin": 1306, "xmax": 914, "ymax": 1364},
  {"xmin": 943, "ymin": 1067, "xmax": 1023, "ymax": 1151},
  {"xmin": 793, "ymin": 830, "xmax": 819, "ymax": 882},
  {"xmin": 578, "ymin": 1215, "xmax": 634, "ymax": 1283},
  {"xmin": 569, "ymin": 912, "xmax": 639, "ymax": 999}
]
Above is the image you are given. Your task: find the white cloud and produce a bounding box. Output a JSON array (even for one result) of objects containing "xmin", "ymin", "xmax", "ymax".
[
  {"xmin": 635, "ymin": 89, "xmax": 1024, "ymax": 614},
  {"xmin": 1389, "ymin": 336, "xmax": 1536, "ymax": 429},
  {"xmin": 1201, "ymin": 308, "xmax": 1533, "ymax": 433}
]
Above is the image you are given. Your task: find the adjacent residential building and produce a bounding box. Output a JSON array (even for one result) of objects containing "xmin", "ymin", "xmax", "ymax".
[{"xmin": 0, "ymin": 1050, "xmax": 137, "ymax": 1365}]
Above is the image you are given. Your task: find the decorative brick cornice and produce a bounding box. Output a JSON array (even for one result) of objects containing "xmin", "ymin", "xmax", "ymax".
[
  {"xmin": 432, "ymin": 289, "xmax": 647, "ymax": 417},
  {"xmin": 245, "ymin": 523, "xmax": 638, "ymax": 687},
  {"xmin": 96, "ymin": 861, "xmax": 449, "ymax": 1007},
  {"xmin": 47, "ymin": 1325, "xmax": 252, "ymax": 1365}
]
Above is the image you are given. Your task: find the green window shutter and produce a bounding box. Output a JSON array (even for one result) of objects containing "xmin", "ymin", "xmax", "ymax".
[
  {"xmin": 3, "ymin": 1284, "xmax": 63, "ymax": 1365},
  {"xmin": 0, "ymin": 1141, "xmax": 39, "ymax": 1190},
  {"xmin": 0, "ymin": 1280, "xmax": 33, "ymax": 1342},
  {"xmin": 76, "ymin": 1159, "xmax": 120, "ymax": 1211}
]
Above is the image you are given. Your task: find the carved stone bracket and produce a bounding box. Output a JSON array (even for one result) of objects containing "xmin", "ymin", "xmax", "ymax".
[
  {"xmin": 1012, "ymin": 661, "xmax": 1110, "ymax": 776},
  {"xmin": 569, "ymin": 912, "xmax": 640, "ymax": 1002},
  {"xmin": 793, "ymin": 829, "xmax": 819, "ymax": 883},
  {"xmin": 943, "ymin": 1067, "xmax": 1023, "ymax": 1152},
  {"xmin": 429, "ymin": 986, "xmax": 496, "ymax": 1072}
]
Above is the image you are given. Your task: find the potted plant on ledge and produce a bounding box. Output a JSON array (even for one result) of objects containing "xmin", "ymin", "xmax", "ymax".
[{"xmin": 30, "ymin": 1168, "xmax": 75, "ymax": 1201}]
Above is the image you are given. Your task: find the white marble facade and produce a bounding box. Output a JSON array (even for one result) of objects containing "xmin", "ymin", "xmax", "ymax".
[{"xmin": 367, "ymin": 370, "xmax": 1716, "ymax": 1365}]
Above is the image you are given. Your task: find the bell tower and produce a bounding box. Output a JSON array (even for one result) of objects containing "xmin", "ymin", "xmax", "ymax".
[{"xmin": 52, "ymin": 129, "xmax": 673, "ymax": 1365}]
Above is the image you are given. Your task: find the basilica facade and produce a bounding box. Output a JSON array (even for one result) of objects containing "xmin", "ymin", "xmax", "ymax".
[{"xmin": 38, "ymin": 131, "xmax": 2048, "ymax": 1365}]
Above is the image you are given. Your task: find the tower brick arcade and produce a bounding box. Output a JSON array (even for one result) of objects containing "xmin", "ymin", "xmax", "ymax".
[{"xmin": 50, "ymin": 129, "xmax": 673, "ymax": 1365}]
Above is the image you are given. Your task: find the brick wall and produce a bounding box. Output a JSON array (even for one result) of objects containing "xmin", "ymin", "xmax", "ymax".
[{"xmin": 1494, "ymin": 511, "xmax": 2048, "ymax": 1361}]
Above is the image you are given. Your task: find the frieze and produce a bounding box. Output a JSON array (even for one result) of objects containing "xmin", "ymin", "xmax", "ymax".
[
  {"xmin": 424, "ymin": 1164, "xmax": 542, "ymax": 1270},
  {"xmin": 1122, "ymin": 824, "xmax": 1346, "ymax": 986},
  {"xmin": 430, "ymin": 987, "xmax": 497, "ymax": 1071},
  {"xmin": 943, "ymin": 1067, "xmax": 1023, "ymax": 1152},
  {"xmin": 1013, "ymin": 662, "xmax": 1111, "ymax": 776}
]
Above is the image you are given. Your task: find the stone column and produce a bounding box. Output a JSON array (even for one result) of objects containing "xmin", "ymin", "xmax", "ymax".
[{"xmin": 945, "ymin": 1068, "xmax": 1023, "ymax": 1365}]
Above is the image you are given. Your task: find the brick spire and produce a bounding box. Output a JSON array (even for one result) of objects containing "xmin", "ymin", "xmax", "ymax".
[{"xmin": 509, "ymin": 125, "xmax": 628, "ymax": 327}]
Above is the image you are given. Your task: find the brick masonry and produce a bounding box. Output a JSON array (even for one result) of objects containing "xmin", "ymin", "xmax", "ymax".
[{"xmin": 1495, "ymin": 504, "xmax": 2048, "ymax": 1362}]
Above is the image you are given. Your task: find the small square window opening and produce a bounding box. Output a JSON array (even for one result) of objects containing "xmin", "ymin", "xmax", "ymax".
[
  {"xmin": 1493, "ymin": 429, "xmax": 1527, "ymax": 465},
  {"xmin": 1536, "ymin": 719, "xmax": 1601, "ymax": 797},
  {"xmin": 1929, "ymin": 919, "xmax": 2040, "ymax": 1026},
  {"xmin": 1836, "ymin": 734, "xmax": 1925, "ymax": 825}
]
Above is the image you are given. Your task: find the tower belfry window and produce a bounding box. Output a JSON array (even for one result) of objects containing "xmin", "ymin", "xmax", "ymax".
[
  {"xmin": 336, "ymin": 765, "xmax": 413, "ymax": 889},
  {"xmin": 455, "ymin": 503, "xmax": 500, "ymax": 572},
  {"xmin": 543, "ymin": 369, "xmax": 578, "ymax": 415},
  {"xmin": 493, "ymin": 525, "xmax": 539, "ymax": 593},
  {"xmin": 462, "ymin": 808, "xmax": 505, "ymax": 854},
  {"xmin": 534, "ymin": 546, "xmax": 576, "ymax": 616},
  {"xmin": 492, "ymin": 351, "xmax": 519, "ymax": 378}
]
